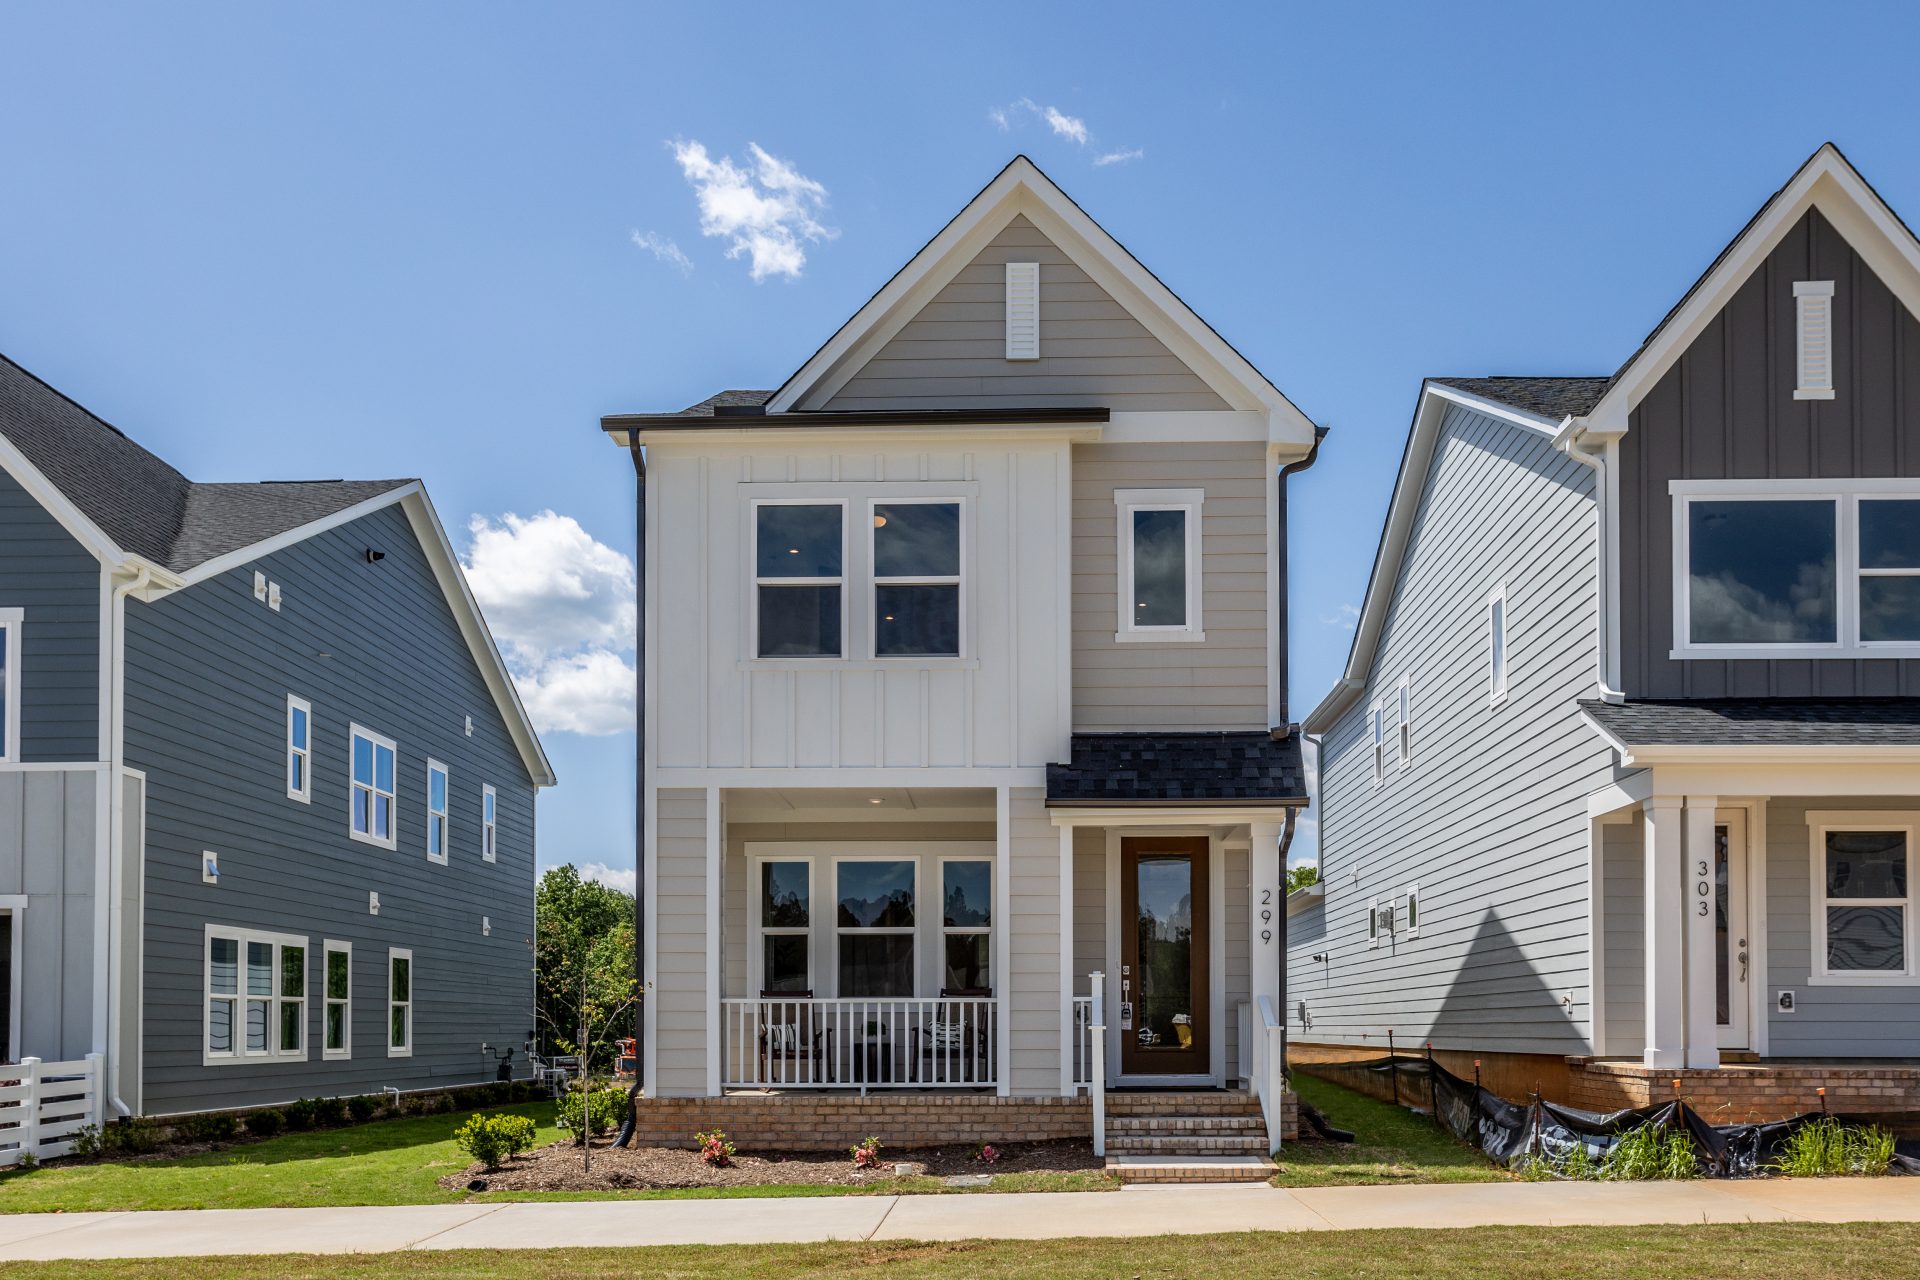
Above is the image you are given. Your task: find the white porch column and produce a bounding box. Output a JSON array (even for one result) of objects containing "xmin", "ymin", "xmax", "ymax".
[
  {"xmin": 1058, "ymin": 823, "xmax": 1076, "ymax": 1097},
  {"xmin": 994, "ymin": 786, "xmax": 1012, "ymax": 1096},
  {"xmin": 1642, "ymin": 796, "xmax": 1684, "ymax": 1069},
  {"xmin": 1248, "ymin": 821, "xmax": 1284, "ymax": 1019},
  {"xmin": 1683, "ymin": 796, "xmax": 1720, "ymax": 1070}
]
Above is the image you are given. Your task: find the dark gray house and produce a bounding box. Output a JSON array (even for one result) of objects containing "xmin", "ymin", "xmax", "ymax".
[{"xmin": 0, "ymin": 353, "xmax": 553, "ymax": 1121}]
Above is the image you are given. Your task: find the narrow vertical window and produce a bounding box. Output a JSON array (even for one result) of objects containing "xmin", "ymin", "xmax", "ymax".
[
  {"xmin": 482, "ymin": 785, "xmax": 498, "ymax": 863},
  {"xmin": 1405, "ymin": 885, "xmax": 1421, "ymax": 938},
  {"xmin": 754, "ymin": 503, "xmax": 844, "ymax": 658},
  {"xmin": 941, "ymin": 859, "xmax": 992, "ymax": 992},
  {"xmin": 1488, "ymin": 587, "xmax": 1508, "ymax": 704},
  {"xmin": 0, "ymin": 607, "xmax": 21, "ymax": 764},
  {"xmin": 1370, "ymin": 701, "xmax": 1385, "ymax": 785},
  {"xmin": 1396, "ymin": 677, "xmax": 1412, "ymax": 769},
  {"xmin": 279, "ymin": 942, "xmax": 305, "ymax": 1054},
  {"xmin": 1116, "ymin": 489, "xmax": 1204, "ymax": 639},
  {"xmin": 323, "ymin": 941, "xmax": 351, "ymax": 1058},
  {"xmin": 1004, "ymin": 261, "xmax": 1040, "ymax": 360},
  {"xmin": 207, "ymin": 934, "xmax": 238, "ymax": 1057},
  {"xmin": 873, "ymin": 501, "xmax": 962, "ymax": 657},
  {"xmin": 388, "ymin": 948, "xmax": 413, "ymax": 1056},
  {"xmin": 1794, "ymin": 280, "xmax": 1835, "ymax": 400},
  {"xmin": 349, "ymin": 725, "xmax": 397, "ymax": 849},
  {"xmin": 756, "ymin": 859, "xmax": 812, "ymax": 994},
  {"xmin": 286, "ymin": 695, "xmax": 312, "ymax": 803},
  {"xmin": 426, "ymin": 759, "xmax": 449, "ymax": 865},
  {"xmin": 1367, "ymin": 900, "xmax": 1381, "ymax": 949}
]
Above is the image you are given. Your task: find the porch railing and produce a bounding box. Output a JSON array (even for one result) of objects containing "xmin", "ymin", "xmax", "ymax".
[
  {"xmin": 1071, "ymin": 995, "xmax": 1094, "ymax": 1089},
  {"xmin": 1250, "ymin": 995, "xmax": 1285, "ymax": 1153},
  {"xmin": 0, "ymin": 1055, "xmax": 104, "ymax": 1167},
  {"xmin": 721, "ymin": 998, "xmax": 997, "ymax": 1090}
]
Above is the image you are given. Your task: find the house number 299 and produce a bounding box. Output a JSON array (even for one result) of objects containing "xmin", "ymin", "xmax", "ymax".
[{"xmin": 1695, "ymin": 859, "xmax": 1712, "ymax": 917}]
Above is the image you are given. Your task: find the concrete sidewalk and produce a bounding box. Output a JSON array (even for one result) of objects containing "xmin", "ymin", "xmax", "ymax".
[{"xmin": 0, "ymin": 1179, "xmax": 1916, "ymax": 1260}]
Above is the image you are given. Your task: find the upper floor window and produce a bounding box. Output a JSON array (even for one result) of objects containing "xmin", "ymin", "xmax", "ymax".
[
  {"xmin": 349, "ymin": 724, "xmax": 397, "ymax": 849},
  {"xmin": 1674, "ymin": 480, "xmax": 1920, "ymax": 658},
  {"xmin": 754, "ymin": 502, "xmax": 844, "ymax": 658},
  {"xmin": 425, "ymin": 759, "xmax": 449, "ymax": 865},
  {"xmin": 482, "ymin": 785, "xmax": 498, "ymax": 863},
  {"xmin": 872, "ymin": 501, "xmax": 962, "ymax": 657},
  {"xmin": 1487, "ymin": 586, "xmax": 1508, "ymax": 704},
  {"xmin": 1369, "ymin": 700, "xmax": 1386, "ymax": 786},
  {"xmin": 1115, "ymin": 488, "xmax": 1204, "ymax": 642},
  {"xmin": 286, "ymin": 695, "xmax": 312, "ymax": 803},
  {"xmin": 0, "ymin": 607, "xmax": 21, "ymax": 764},
  {"xmin": 1396, "ymin": 676, "xmax": 1412, "ymax": 769}
]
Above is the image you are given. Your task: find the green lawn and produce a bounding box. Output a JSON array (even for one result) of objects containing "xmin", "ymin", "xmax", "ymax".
[
  {"xmin": 1273, "ymin": 1072, "xmax": 1510, "ymax": 1188},
  {"xmin": 5, "ymin": 1225, "xmax": 1920, "ymax": 1279}
]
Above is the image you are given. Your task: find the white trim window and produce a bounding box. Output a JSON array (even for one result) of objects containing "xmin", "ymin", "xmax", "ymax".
[
  {"xmin": 204, "ymin": 926, "xmax": 308, "ymax": 1064},
  {"xmin": 1404, "ymin": 884, "xmax": 1421, "ymax": 939},
  {"xmin": 425, "ymin": 758, "xmax": 449, "ymax": 865},
  {"xmin": 482, "ymin": 785, "xmax": 498, "ymax": 863},
  {"xmin": 349, "ymin": 725, "xmax": 397, "ymax": 849},
  {"xmin": 1672, "ymin": 480, "xmax": 1920, "ymax": 658},
  {"xmin": 1396, "ymin": 676, "xmax": 1412, "ymax": 770},
  {"xmin": 1115, "ymin": 488, "xmax": 1204, "ymax": 641},
  {"xmin": 1369, "ymin": 700, "xmax": 1386, "ymax": 786},
  {"xmin": 939, "ymin": 857, "xmax": 992, "ymax": 992},
  {"xmin": 323, "ymin": 940, "xmax": 351, "ymax": 1059},
  {"xmin": 388, "ymin": 947, "xmax": 413, "ymax": 1056},
  {"xmin": 1794, "ymin": 280, "xmax": 1836, "ymax": 400},
  {"xmin": 751, "ymin": 855, "xmax": 814, "ymax": 995},
  {"xmin": 1487, "ymin": 586, "xmax": 1508, "ymax": 704},
  {"xmin": 871, "ymin": 499, "xmax": 963, "ymax": 658},
  {"xmin": 286, "ymin": 695, "xmax": 312, "ymax": 803},
  {"xmin": 834, "ymin": 857, "xmax": 917, "ymax": 998},
  {"xmin": 1808, "ymin": 813, "xmax": 1916, "ymax": 984},
  {"xmin": 1366, "ymin": 899, "xmax": 1381, "ymax": 949},
  {"xmin": 753, "ymin": 500, "xmax": 846, "ymax": 658},
  {"xmin": 0, "ymin": 607, "xmax": 21, "ymax": 764}
]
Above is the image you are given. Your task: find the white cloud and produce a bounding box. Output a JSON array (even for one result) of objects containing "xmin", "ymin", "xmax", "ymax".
[
  {"xmin": 1041, "ymin": 105, "xmax": 1088, "ymax": 145},
  {"xmin": 669, "ymin": 140, "xmax": 837, "ymax": 281},
  {"xmin": 630, "ymin": 229, "xmax": 693, "ymax": 275},
  {"xmin": 575, "ymin": 861, "xmax": 637, "ymax": 896},
  {"xmin": 989, "ymin": 99, "xmax": 1137, "ymax": 164},
  {"xmin": 1322, "ymin": 602, "xmax": 1361, "ymax": 630},
  {"xmin": 463, "ymin": 511, "xmax": 636, "ymax": 737},
  {"xmin": 1094, "ymin": 148, "xmax": 1144, "ymax": 167}
]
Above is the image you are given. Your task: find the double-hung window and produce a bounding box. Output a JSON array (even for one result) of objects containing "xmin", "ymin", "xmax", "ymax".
[
  {"xmin": 205, "ymin": 926, "xmax": 307, "ymax": 1063},
  {"xmin": 482, "ymin": 785, "xmax": 497, "ymax": 862},
  {"xmin": 349, "ymin": 725, "xmax": 397, "ymax": 849},
  {"xmin": 940, "ymin": 858, "xmax": 991, "ymax": 992},
  {"xmin": 1115, "ymin": 489, "xmax": 1204, "ymax": 641},
  {"xmin": 0, "ymin": 607, "xmax": 21, "ymax": 764},
  {"xmin": 872, "ymin": 501, "xmax": 962, "ymax": 657},
  {"xmin": 1809, "ymin": 815, "xmax": 1916, "ymax": 982},
  {"xmin": 286, "ymin": 695, "xmax": 312, "ymax": 802},
  {"xmin": 754, "ymin": 502, "xmax": 844, "ymax": 658},
  {"xmin": 835, "ymin": 859, "xmax": 916, "ymax": 997},
  {"xmin": 426, "ymin": 759, "xmax": 449, "ymax": 865},
  {"xmin": 388, "ymin": 948, "xmax": 413, "ymax": 1056},
  {"xmin": 323, "ymin": 940, "xmax": 351, "ymax": 1058},
  {"xmin": 755, "ymin": 859, "xmax": 813, "ymax": 994}
]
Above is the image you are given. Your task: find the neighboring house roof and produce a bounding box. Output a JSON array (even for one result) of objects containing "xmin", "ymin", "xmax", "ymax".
[
  {"xmin": 677, "ymin": 389, "xmax": 774, "ymax": 416},
  {"xmin": 1046, "ymin": 731, "xmax": 1308, "ymax": 807},
  {"xmin": 1426, "ymin": 377, "xmax": 1610, "ymax": 421},
  {"xmin": 1579, "ymin": 698, "xmax": 1920, "ymax": 750},
  {"xmin": 0, "ymin": 350, "xmax": 555, "ymax": 787}
]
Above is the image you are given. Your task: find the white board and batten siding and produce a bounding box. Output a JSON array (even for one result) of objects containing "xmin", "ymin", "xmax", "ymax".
[
  {"xmin": 0, "ymin": 767, "xmax": 98, "ymax": 1063},
  {"xmin": 1288, "ymin": 405, "xmax": 1615, "ymax": 1056}
]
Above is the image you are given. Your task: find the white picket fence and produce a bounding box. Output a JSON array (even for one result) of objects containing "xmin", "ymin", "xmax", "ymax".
[{"xmin": 0, "ymin": 1055, "xmax": 104, "ymax": 1167}]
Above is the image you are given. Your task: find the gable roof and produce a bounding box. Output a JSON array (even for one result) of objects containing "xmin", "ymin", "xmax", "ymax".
[
  {"xmin": 0, "ymin": 350, "xmax": 554, "ymax": 787},
  {"xmin": 1426, "ymin": 377, "xmax": 1610, "ymax": 421}
]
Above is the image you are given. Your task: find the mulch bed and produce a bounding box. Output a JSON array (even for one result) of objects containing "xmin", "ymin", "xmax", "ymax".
[{"xmin": 442, "ymin": 1138, "xmax": 1102, "ymax": 1193}]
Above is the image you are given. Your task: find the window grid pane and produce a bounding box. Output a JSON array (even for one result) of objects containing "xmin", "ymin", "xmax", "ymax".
[{"xmin": 1687, "ymin": 499, "xmax": 1837, "ymax": 644}]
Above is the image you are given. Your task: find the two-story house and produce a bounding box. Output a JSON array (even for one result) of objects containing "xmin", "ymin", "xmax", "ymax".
[
  {"xmin": 0, "ymin": 352, "xmax": 552, "ymax": 1152},
  {"xmin": 603, "ymin": 158, "xmax": 1319, "ymax": 1176},
  {"xmin": 1289, "ymin": 144, "xmax": 1920, "ymax": 1121}
]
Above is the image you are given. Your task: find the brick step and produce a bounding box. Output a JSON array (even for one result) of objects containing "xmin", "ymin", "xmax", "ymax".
[
  {"xmin": 1104, "ymin": 1093, "xmax": 1262, "ymax": 1119},
  {"xmin": 1107, "ymin": 1114, "xmax": 1266, "ymax": 1135},
  {"xmin": 1108, "ymin": 1134, "xmax": 1271, "ymax": 1155},
  {"xmin": 1106, "ymin": 1154, "xmax": 1277, "ymax": 1185}
]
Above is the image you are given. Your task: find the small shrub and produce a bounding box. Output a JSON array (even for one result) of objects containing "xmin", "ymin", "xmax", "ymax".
[
  {"xmin": 485, "ymin": 1082, "xmax": 512, "ymax": 1106},
  {"xmin": 347, "ymin": 1095, "xmax": 382, "ymax": 1123},
  {"xmin": 557, "ymin": 1086, "xmax": 625, "ymax": 1137},
  {"xmin": 436, "ymin": 1092, "xmax": 459, "ymax": 1115},
  {"xmin": 454, "ymin": 1113, "xmax": 539, "ymax": 1171},
  {"xmin": 283, "ymin": 1098, "xmax": 320, "ymax": 1131},
  {"xmin": 509, "ymin": 1080, "xmax": 536, "ymax": 1103},
  {"xmin": 975, "ymin": 1143, "xmax": 1000, "ymax": 1165},
  {"xmin": 101, "ymin": 1116, "xmax": 165, "ymax": 1156},
  {"xmin": 71, "ymin": 1124, "xmax": 102, "ymax": 1158},
  {"xmin": 175, "ymin": 1112, "xmax": 239, "ymax": 1144},
  {"xmin": 1774, "ymin": 1117, "xmax": 1897, "ymax": 1177},
  {"xmin": 246, "ymin": 1108, "xmax": 286, "ymax": 1138},
  {"xmin": 14, "ymin": 1151, "xmax": 34, "ymax": 1170},
  {"xmin": 312, "ymin": 1097, "xmax": 348, "ymax": 1127},
  {"xmin": 695, "ymin": 1128, "xmax": 736, "ymax": 1168},
  {"xmin": 850, "ymin": 1136, "xmax": 883, "ymax": 1169}
]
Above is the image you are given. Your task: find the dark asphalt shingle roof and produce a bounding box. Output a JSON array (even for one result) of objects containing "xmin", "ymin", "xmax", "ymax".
[
  {"xmin": 1046, "ymin": 731, "xmax": 1308, "ymax": 806},
  {"xmin": 680, "ymin": 389, "xmax": 774, "ymax": 416},
  {"xmin": 0, "ymin": 352, "xmax": 413, "ymax": 572},
  {"xmin": 1429, "ymin": 376, "xmax": 1612, "ymax": 421},
  {"xmin": 1580, "ymin": 698, "xmax": 1920, "ymax": 748}
]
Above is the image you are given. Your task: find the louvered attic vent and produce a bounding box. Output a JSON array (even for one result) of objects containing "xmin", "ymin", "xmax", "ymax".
[
  {"xmin": 1794, "ymin": 280, "xmax": 1835, "ymax": 400},
  {"xmin": 1005, "ymin": 261, "xmax": 1040, "ymax": 360}
]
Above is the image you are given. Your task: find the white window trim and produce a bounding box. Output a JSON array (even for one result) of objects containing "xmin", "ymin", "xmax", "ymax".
[
  {"xmin": 868, "ymin": 497, "xmax": 967, "ymax": 659},
  {"xmin": 747, "ymin": 852, "xmax": 815, "ymax": 995},
  {"xmin": 1794, "ymin": 280, "xmax": 1836, "ymax": 401},
  {"xmin": 0, "ymin": 608, "xmax": 21, "ymax": 764},
  {"xmin": 1395, "ymin": 675, "xmax": 1412, "ymax": 771},
  {"xmin": 1366, "ymin": 898, "xmax": 1381, "ymax": 949},
  {"xmin": 832, "ymin": 853, "xmax": 921, "ymax": 999},
  {"xmin": 937, "ymin": 854, "xmax": 993, "ymax": 993},
  {"xmin": 388, "ymin": 946, "xmax": 414, "ymax": 1057},
  {"xmin": 1114, "ymin": 487, "xmax": 1205, "ymax": 643},
  {"xmin": 1806, "ymin": 811, "xmax": 1918, "ymax": 986},
  {"xmin": 1369, "ymin": 699, "xmax": 1385, "ymax": 787},
  {"xmin": 425, "ymin": 758, "xmax": 449, "ymax": 866},
  {"xmin": 322, "ymin": 939, "xmax": 352, "ymax": 1060},
  {"xmin": 203, "ymin": 924, "xmax": 310, "ymax": 1066},
  {"xmin": 286, "ymin": 694, "xmax": 312, "ymax": 803},
  {"xmin": 1004, "ymin": 260, "xmax": 1040, "ymax": 360},
  {"xmin": 1487, "ymin": 585, "xmax": 1508, "ymax": 705},
  {"xmin": 750, "ymin": 498, "xmax": 849, "ymax": 660},
  {"xmin": 1669, "ymin": 479, "xmax": 1920, "ymax": 660},
  {"xmin": 348, "ymin": 724, "xmax": 398, "ymax": 850},
  {"xmin": 481, "ymin": 784, "xmax": 497, "ymax": 863},
  {"xmin": 1404, "ymin": 883, "xmax": 1421, "ymax": 939}
]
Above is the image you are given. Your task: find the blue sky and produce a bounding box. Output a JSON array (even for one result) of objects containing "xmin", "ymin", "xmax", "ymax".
[{"xmin": 5, "ymin": 1, "xmax": 1920, "ymax": 881}]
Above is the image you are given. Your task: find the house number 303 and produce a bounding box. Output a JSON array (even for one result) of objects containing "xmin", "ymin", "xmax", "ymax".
[{"xmin": 1695, "ymin": 859, "xmax": 1712, "ymax": 917}]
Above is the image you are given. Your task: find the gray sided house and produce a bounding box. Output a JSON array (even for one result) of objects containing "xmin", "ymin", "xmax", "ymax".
[
  {"xmin": 1290, "ymin": 145, "xmax": 1920, "ymax": 1114},
  {"xmin": 0, "ymin": 353, "xmax": 553, "ymax": 1120}
]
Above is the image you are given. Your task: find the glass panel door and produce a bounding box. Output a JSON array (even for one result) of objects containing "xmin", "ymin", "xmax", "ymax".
[
  {"xmin": 1120, "ymin": 837, "xmax": 1209, "ymax": 1076},
  {"xmin": 1715, "ymin": 812, "xmax": 1750, "ymax": 1049}
]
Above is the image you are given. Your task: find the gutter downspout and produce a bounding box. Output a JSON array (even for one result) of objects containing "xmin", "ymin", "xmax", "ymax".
[
  {"xmin": 615, "ymin": 437, "xmax": 647, "ymax": 1146},
  {"xmin": 1555, "ymin": 419, "xmax": 1626, "ymax": 704},
  {"xmin": 104, "ymin": 562, "xmax": 152, "ymax": 1120},
  {"xmin": 1275, "ymin": 804, "xmax": 1298, "ymax": 1078}
]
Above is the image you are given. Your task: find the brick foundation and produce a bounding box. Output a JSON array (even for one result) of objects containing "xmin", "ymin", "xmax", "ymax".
[
  {"xmin": 1567, "ymin": 1061, "xmax": 1920, "ymax": 1127},
  {"xmin": 628, "ymin": 1093, "xmax": 1092, "ymax": 1151}
]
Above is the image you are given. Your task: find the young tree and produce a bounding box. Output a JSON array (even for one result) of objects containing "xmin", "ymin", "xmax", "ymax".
[
  {"xmin": 534, "ymin": 865, "xmax": 636, "ymax": 1070},
  {"xmin": 1286, "ymin": 863, "xmax": 1320, "ymax": 894}
]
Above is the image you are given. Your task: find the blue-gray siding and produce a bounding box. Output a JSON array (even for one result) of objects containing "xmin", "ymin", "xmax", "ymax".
[
  {"xmin": 0, "ymin": 467, "xmax": 100, "ymax": 762},
  {"xmin": 124, "ymin": 502, "xmax": 537, "ymax": 1114},
  {"xmin": 0, "ymin": 766, "xmax": 97, "ymax": 1061},
  {"xmin": 1290, "ymin": 405, "xmax": 1614, "ymax": 1054}
]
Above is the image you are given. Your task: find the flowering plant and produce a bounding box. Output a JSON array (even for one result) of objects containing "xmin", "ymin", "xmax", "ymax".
[
  {"xmin": 695, "ymin": 1128, "xmax": 736, "ymax": 1168},
  {"xmin": 976, "ymin": 1143, "xmax": 1000, "ymax": 1164},
  {"xmin": 850, "ymin": 1135, "xmax": 884, "ymax": 1169}
]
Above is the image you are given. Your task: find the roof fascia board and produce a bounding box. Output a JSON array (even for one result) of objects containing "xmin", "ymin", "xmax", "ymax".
[
  {"xmin": 625, "ymin": 422, "xmax": 1105, "ymax": 448},
  {"xmin": 0, "ymin": 431, "xmax": 130, "ymax": 569},
  {"xmin": 1047, "ymin": 803, "xmax": 1305, "ymax": 826},
  {"xmin": 1424, "ymin": 383, "xmax": 1568, "ymax": 437},
  {"xmin": 166, "ymin": 484, "xmax": 423, "ymax": 589}
]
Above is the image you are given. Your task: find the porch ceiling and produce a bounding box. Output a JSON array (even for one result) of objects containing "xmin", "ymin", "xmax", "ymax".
[{"xmin": 724, "ymin": 786, "xmax": 997, "ymax": 823}]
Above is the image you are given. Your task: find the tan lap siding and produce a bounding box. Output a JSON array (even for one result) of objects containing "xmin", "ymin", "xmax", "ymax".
[
  {"xmin": 1007, "ymin": 787, "xmax": 1062, "ymax": 1095},
  {"xmin": 654, "ymin": 788, "xmax": 708, "ymax": 1096},
  {"xmin": 1071, "ymin": 827, "xmax": 1105, "ymax": 997}
]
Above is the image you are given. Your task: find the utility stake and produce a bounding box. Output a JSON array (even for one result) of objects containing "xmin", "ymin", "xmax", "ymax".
[{"xmin": 1387, "ymin": 1030, "xmax": 1399, "ymax": 1107}]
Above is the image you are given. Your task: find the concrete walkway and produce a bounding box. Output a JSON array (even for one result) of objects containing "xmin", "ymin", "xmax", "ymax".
[{"xmin": 0, "ymin": 1179, "xmax": 1916, "ymax": 1260}]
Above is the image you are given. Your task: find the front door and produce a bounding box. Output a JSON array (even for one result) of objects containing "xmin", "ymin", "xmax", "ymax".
[
  {"xmin": 1119, "ymin": 837, "xmax": 1210, "ymax": 1076},
  {"xmin": 1715, "ymin": 811, "xmax": 1750, "ymax": 1049}
]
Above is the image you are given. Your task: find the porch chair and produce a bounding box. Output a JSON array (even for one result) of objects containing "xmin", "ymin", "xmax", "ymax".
[
  {"xmin": 911, "ymin": 987, "xmax": 993, "ymax": 1085},
  {"xmin": 757, "ymin": 990, "xmax": 831, "ymax": 1086}
]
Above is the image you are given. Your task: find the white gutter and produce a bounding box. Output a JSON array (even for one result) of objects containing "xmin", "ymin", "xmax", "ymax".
[
  {"xmin": 101, "ymin": 561, "xmax": 152, "ymax": 1118},
  {"xmin": 1554, "ymin": 418, "xmax": 1626, "ymax": 704}
]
